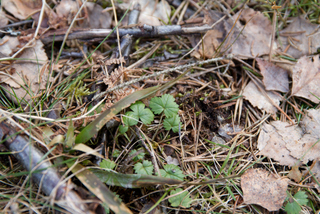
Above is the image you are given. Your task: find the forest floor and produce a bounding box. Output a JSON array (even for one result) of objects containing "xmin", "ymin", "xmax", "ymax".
[{"xmin": 1, "ymin": 0, "xmax": 320, "ymax": 213}]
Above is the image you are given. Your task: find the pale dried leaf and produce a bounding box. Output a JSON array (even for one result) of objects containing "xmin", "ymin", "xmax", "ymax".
[
  {"xmin": 258, "ymin": 121, "xmax": 302, "ymax": 166},
  {"xmin": 258, "ymin": 109, "xmax": 320, "ymax": 165},
  {"xmin": 2, "ymin": 0, "xmax": 42, "ymax": 20},
  {"xmin": 0, "ymin": 36, "xmax": 19, "ymax": 56},
  {"xmin": 243, "ymin": 81, "xmax": 281, "ymax": 114},
  {"xmin": 81, "ymin": 2, "xmax": 111, "ymax": 29},
  {"xmin": 119, "ymin": 0, "xmax": 171, "ymax": 26},
  {"xmin": 0, "ymin": 39, "xmax": 48, "ymax": 104},
  {"xmin": 0, "ymin": 9, "xmax": 9, "ymax": 27},
  {"xmin": 190, "ymin": 10, "xmax": 226, "ymax": 59},
  {"xmin": 257, "ymin": 58, "xmax": 289, "ymax": 92},
  {"xmin": 55, "ymin": 0, "xmax": 79, "ymax": 20},
  {"xmin": 225, "ymin": 8, "xmax": 274, "ymax": 58},
  {"xmin": 291, "ymin": 56, "xmax": 320, "ymax": 103},
  {"xmin": 166, "ymin": 156, "xmax": 179, "ymax": 166},
  {"xmin": 287, "ymin": 109, "xmax": 320, "ymax": 163},
  {"xmin": 278, "ymin": 16, "xmax": 320, "ymax": 58},
  {"xmin": 241, "ymin": 168, "xmax": 289, "ymax": 211}
]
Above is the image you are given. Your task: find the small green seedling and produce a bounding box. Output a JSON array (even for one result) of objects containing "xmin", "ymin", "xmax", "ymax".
[
  {"xmin": 119, "ymin": 94, "xmax": 181, "ymax": 133},
  {"xmin": 119, "ymin": 101, "xmax": 154, "ymax": 133},
  {"xmin": 285, "ymin": 190, "xmax": 309, "ymax": 214},
  {"xmin": 129, "ymin": 149, "xmax": 146, "ymax": 161},
  {"xmin": 160, "ymin": 164, "xmax": 185, "ymax": 181},
  {"xmin": 100, "ymin": 159, "xmax": 116, "ymax": 170},
  {"xmin": 149, "ymin": 94, "xmax": 179, "ymax": 117},
  {"xmin": 134, "ymin": 160, "xmax": 154, "ymax": 175},
  {"xmin": 168, "ymin": 188, "xmax": 192, "ymax": 208}
]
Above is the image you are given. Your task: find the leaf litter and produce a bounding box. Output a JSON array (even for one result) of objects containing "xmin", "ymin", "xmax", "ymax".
[{"xmin": 1, "ymin": 1, "xmax": 320, "ymax": 213}]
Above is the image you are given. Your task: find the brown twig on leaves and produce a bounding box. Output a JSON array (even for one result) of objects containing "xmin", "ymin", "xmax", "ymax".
[{"xmin": 41, "ymin": 24, "xmax": 213, "ymax": 44}]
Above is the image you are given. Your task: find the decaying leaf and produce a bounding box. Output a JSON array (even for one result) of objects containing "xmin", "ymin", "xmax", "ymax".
[
  {"xmin": 119, "ymin": 0, "xmax": 171, "ymax": 26},
  {"xmin": 0, "ymin": 38, "xmax": 48, "ymax": 104},
  {"xmin": 243, "ymin": 81, "xmax": 281, "ymax": 115},
  {"xmin": 0, "ymin": 9, "xmax": 9, "ymax": 27},
  {"xmin": 191, "ymin": 8, "xmax": 274, "ymax": 59},
  {"xmin": 225, "ymin": 8, "xmax": 274, "ymax": 58},
  {"xmin": 81, "ymin": 2, "xmax": 111, "ymax": 29},
  {"xmin": 2, "ymin": 0, "xmax": 42, "ymax": 20},
  {"xmin": 258, "ymin": 109, "xmax": 320, "ymax": 166},
  {"xmin": 241, "ymin": 168, "xmax": 289, "ymax": 211},
  {"xmin": 287, "ymin": 109, "xmax": 320, "ymax": 162},
  {"xmin": 278, "ymin": 16, "xmax": 320, "ymax": 58},
  {"xmin": 257, "ymin": 58, "xmax": 289, "ymax": 93},
  {"xmin": 291, "ymin": 56, "xmax": 320, "ymax": 103},
  {"xmin": 258, "ymin": 121, "xmax": 302, "ymax": 166}
]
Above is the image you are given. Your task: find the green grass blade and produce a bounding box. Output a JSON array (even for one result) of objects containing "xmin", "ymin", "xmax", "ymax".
[{"xmin": 67, "ymin": 162, "xmax": 133, "ymax": 214}]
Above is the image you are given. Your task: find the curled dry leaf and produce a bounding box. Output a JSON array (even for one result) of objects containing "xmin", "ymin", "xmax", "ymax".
[
  {"xmin": 291, "ymin": 56, "xmax": 320, "ymax": 103},
  {"xmin": 2, "ymin": 0, "xmax": 42, "ymax": 20},
  {"xmin": 242, "ymin": 81, "xmax": 281, "ymax": 115},
  {"xmin": 278, "ymin": 16, "xmax": 320, "ymax": 58},
  {"xmin": 241, "ymin": 168, "xmax": 289, "ymax": 211},
  {"xmin": 0, "ymin": 37, "xmax": 48, "ymax": 104},
  {"xmin": 287, "ymin": 166, "xmax": 302, "ymax": 183},
  {"xmin": 257, "ymin": 58, "xmax": 289, "ymax": 93},
  {"xmin": 258, "ymin": 109, "xmax": 320, "ymax": 166},
  {"xmin": 119, "ymin": 0, "xmax": 171, "ymax": 26}
]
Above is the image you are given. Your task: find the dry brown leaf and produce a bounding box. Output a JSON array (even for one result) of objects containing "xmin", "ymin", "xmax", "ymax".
[
  {"xmin": 0, "ymin": 36, "xmax": 19, "ymax": 56},
  {"xmin": 224, "ymin": 8, "xmax": 273, "ymax": 58},
  {"xmin": 278, "ymin": 16, "xmax": 320, "ymax": 58},
  {"xmin": 191, "ymin": 8, "xmax": 273, "ymax": 59},
  {"xmin": 190, "ymin": 10, "xmax": 226, "ymax": 59},
  {"xmin": 241, "ymin": 168, "xmax": 289, "ymax": 211},
  {"xmin": 287, "ymin": 166, "xmax": 302, "ymax": 183},
  {"xmin": 2, "ymin": 0, "xmax": 42, "ymax": 20},
  {"xmin": 258, "ymin": 109, "xmax": 320, "ymax": 165},
  {"xmin": 55, "ymin": 0, "xmax": 79, "ymax": 24},
  {"xmin": 258, "ymin": 121, "xmax": 302, "ymax": 166},
  {"xmin": 242, "ymin": 81, "xmax": 281, "ymax": 114},
  {"xmin": 81, "ymin": 2, "xmax": 111, "ymax": 29},
  {"xmin": 119, "ymin": 0, "xmax": 171, "ymax": 26},
  {"xmin": 257, "ymin": 58, "xmax": 289, "ymax": 93},
  {"xmin": 291, "ymin": 56, "xmax": 320, "ymax": 103},
  {"xmin": 287, "ymin": 109, "xmax": 320, "ymax": 163},
  {"xmin": 0, "ymin": 38, "xmax": 48, "ymax": 104},
  {"xmin": 0, "ymin": 9, "xmax": 9, "ymax": 27}
]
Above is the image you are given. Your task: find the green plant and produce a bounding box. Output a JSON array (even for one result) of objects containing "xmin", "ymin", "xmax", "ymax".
[
  {"xmin": 100, "ymin": 159, "xmax": 116, "ymax": 170},
  {"xmin": 160, "ymin": 164, "xmax": 185, "ymax": 181},
  {"xmin": 134, "ymin": 160, "xmax": 154, "ymax": 175},
  {"xmin": 168, "ymin": 188, "xmax": 192, "ymax": 208},
  {"xmin": 119, "ymin": 94, "xmax": 181, "ymax": 133},
  {"xmin": 284, "ymin": 190, "xmax": 309, "ymax": 214}
]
